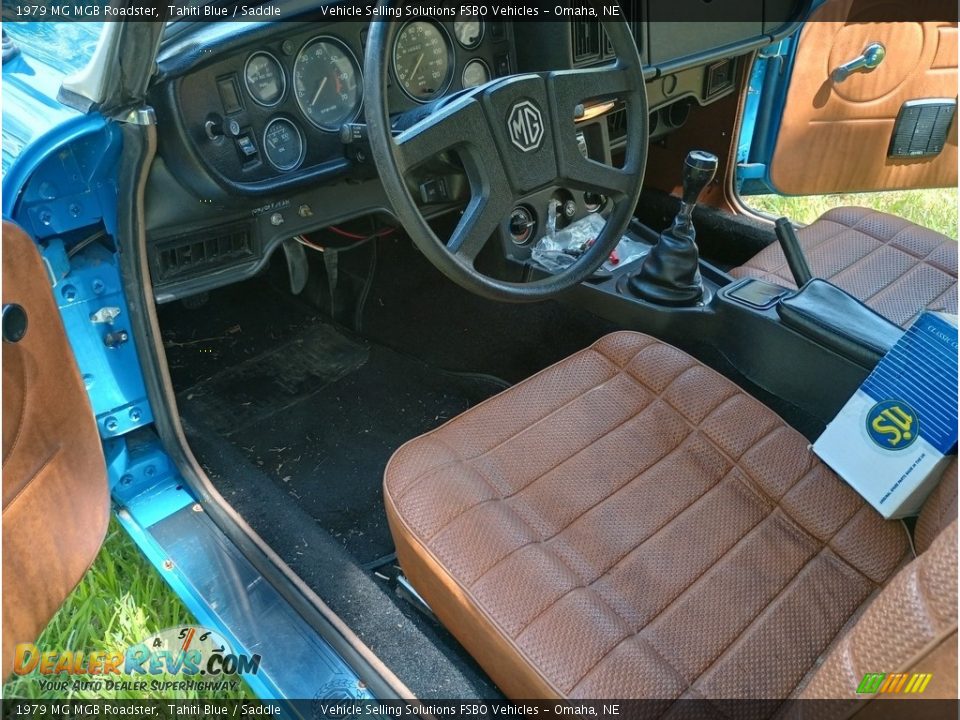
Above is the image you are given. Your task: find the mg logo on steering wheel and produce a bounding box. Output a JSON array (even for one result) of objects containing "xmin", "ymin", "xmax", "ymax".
[{"xmin": 507, "ymin": 100, "xmax": 544, "ymax": 153}]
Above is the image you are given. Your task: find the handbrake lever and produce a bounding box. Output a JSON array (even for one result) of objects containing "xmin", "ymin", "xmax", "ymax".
[{"xmin": 774, "ymin": 217, "xmax": 814, "ymax": 288}]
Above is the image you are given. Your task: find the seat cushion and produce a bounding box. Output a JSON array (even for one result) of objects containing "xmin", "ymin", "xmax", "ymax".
[
  {"xmin": 730, "ymin": 207, "xmax": 957, "ymax": 328},
  {"xmin": 800, "ymin": 519, "xmax": 957, "ymax": 700},
  {"xmin": 384, "ymin": 332, "xmax": 909, "ymax": 699}
]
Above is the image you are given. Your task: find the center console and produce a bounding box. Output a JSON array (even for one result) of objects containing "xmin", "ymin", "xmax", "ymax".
[{"xmin": 555, "ymin": 151, "xmax": 905, "ymax": 431}]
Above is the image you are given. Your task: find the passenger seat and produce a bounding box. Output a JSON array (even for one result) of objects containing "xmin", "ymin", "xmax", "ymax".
[{"xmin": 732, "ymin": 207, "xmax": 957, "ymax": 327}]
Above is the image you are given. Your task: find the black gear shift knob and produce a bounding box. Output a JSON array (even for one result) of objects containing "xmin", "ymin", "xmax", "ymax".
[
  {"xmin": 680, "ymin": 150, "xmax": 719, "ymax": 206},
  {"xmin": 627, "ymin": 149, "xmax": 718, "ymax": 306}
]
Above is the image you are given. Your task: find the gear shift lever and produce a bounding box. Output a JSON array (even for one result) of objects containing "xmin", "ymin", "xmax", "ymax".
[{"xmin": 628, "ymin": 150, "xmax": 718, "ymax": 305}]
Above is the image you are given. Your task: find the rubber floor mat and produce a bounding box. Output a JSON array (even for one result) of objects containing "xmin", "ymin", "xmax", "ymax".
[
  {"xmin": 180, "ymin": 324, "xmax": 369, "ymax": 437},
  {"xmin": 179, "ymin": 324, "xmax": 506, "ymax": 563}
]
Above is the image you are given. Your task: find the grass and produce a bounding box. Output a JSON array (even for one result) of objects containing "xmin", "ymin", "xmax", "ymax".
[
  {"xmin": 745, "ymin": 188, "xmax": 959, "ymax": 240},
  {"xmin": 2, "ymin": 518, "xmax": 255, "ymax": 700}
]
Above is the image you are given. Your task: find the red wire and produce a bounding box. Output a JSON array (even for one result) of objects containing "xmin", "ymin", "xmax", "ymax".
[{"xmin": 327, "ymin": 225, "xmax": 395, "ymax": 240}]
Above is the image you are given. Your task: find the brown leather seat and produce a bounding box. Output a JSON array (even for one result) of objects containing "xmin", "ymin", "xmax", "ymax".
[
  {"xmin": 731, "ymin": 207, "xmax": 957, "ymax": 328},
  {"xmin": 384, "ymin": 332, "xmax": 957, "ymax": 699}
]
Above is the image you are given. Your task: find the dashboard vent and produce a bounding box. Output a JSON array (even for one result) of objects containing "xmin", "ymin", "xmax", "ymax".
[
  {"xmin": 572, "ymin": 21, "xmax": 602, "ymax": 63},
  {"xmin": 606, "ymin": 106, "xmax": 628, "ymax": 143},
  {"xmin": 575, "ymin": 3, "xmax": 643, "ymax": 65},
  {"xmin": 155, "ymin": 222, "xmax": 254, "ymax": 281},
  {"xmin": 603, "ymin": 0, "xmax": 642, "ymax": 57}
]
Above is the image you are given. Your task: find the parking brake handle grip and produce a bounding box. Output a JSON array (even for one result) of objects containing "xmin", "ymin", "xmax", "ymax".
[{"xmin": 774, "ymin": 217, "xmax": 814, "ymax": 288}]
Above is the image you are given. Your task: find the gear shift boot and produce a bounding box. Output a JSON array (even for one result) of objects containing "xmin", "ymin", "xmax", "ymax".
[{"xmin": 628, "ymin": 150, "xmax": 718, "ymax": 306}]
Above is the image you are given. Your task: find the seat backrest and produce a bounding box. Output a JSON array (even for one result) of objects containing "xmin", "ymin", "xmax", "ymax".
[
  {"xmin": 916, "ymin": 457, "xmax": 958, "ymax": 554},
  {"xmin": 799, "ymin": 459, "xmax": 958, "ymax": 701}
]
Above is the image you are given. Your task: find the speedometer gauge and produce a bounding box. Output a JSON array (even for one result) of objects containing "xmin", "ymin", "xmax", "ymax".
[
  {"xmin": 393, "ymin": 21, "xmax": 453, "ymax": 102},
  {"xmin": 293, "ymin": 37, "xmax": 362, "ymax": 132},
  {"xmin": 244, "ymin": 52, "xmax": 285, "ymax": 106}
]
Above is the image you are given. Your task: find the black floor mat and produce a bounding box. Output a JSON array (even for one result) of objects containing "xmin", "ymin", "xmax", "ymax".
[
  {"xmin": 178, "ymin": 323, "xmax": 507, "ymax": 564},
  {"xmin": 162, "ymin": 280, "xmax": 323, "ymax": 391},
  {"xmin": 183, "ymin": 419, "xmax": 502, "ymax": 699},
  {"xmin": 360, "ymin": 237, "xmax": 618, "ymax": 383}
]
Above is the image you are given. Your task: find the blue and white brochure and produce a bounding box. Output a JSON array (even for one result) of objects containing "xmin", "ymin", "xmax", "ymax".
[{"xmin": 813, "ymin": 311, "xmax": 958, "ymax": 519}]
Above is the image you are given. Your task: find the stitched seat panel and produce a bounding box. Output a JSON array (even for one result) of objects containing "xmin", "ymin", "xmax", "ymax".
[{"xmin": 730, "ymin": 207, "xmax": 958, "ymax": 327}]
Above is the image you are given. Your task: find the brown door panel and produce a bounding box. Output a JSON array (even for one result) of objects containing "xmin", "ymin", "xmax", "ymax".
[
  {"xmin": 769, "ymin": 0, "xmax": 957, "ymax": 195},
  {"xmin": 2, "ymin": 222, "xmax": 109, "ymax": 679}
]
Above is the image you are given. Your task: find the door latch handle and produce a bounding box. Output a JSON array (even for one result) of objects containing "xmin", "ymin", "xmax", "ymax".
[{"xmin": 832, "ymin": 42, "xmax": 886, "ymax": 82}]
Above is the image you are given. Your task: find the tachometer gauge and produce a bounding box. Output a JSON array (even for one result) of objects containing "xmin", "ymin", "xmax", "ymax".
[
  {"xmin": 293, "ymin": 37, "xmax": 362, "ymax": 132},
  {"xmin": 263, "ymin": 118, "xmax": 304, "ymax": 171},
  {"xmin": 462, "ymin": 59, "xmax": 490, "ymax": 89},
  {"xmin": 454, "ymin": 18, "xmax": 483, "ymax": 49},
  {"xmin": 244, "ymin": 52, "xmax": 285, "ymax": 106},
  {"xmin": 393, "ymin": 21, "xmax": 453, "ymax": 102}
]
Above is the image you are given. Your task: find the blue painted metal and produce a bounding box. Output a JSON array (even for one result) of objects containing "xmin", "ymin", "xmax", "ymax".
[
  {"xmin": 734, "ymin": 51, "xmax": 769, "ymax": 194},
  {"xmin": 4, "ymin": 115, "xmax": 155, "ymax": 440},
  {"xmin": 3, "ymin": 117, "xmax": 122, "ymax": 237},
  {"xmin": 1, "ymin": 22, "xmax": 101, "ymax": 177},
  {"xmin": 51, "ymin": 241, "xmax": 156, "ymax": 439},
  {"xmin": 108, "ymin": 431, "xmax": 188, "ymax": 525},
  {"xmin": 736, "ymin": 37, "xmax": 795, "ymax": 196},
  {"xmin": 3, "ymin": 28, "xmax": 158, "ymax": 438},
  {"xmin": 735, "ymin": 0, "xmax": 828, "ymax": 196},
  {"xmin": 112, "ymin": 428, "xmax": 375, "ymax": 702}
]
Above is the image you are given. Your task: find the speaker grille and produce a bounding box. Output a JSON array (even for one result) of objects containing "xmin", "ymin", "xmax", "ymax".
[{"xmin": 889, "ymin": 100, "xmax": 957, "ymax": 158}]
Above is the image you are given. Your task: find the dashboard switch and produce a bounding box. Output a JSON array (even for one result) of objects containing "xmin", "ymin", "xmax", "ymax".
[
  {"xmin": 236, "ymin": 134, "xmax": 258, "ymax": 158},
  {"xmin": 340, "ymin": 123, "xmax": 368, "ymax": 144},
  {"xmin": 419, "ymin": 178, "xmax": 450, "ymax": 204}
]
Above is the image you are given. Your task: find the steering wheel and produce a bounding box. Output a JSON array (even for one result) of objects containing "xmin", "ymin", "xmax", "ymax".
[{"xmin": 364, "ymin": 9, "xmax": 648, "ymax": 302}]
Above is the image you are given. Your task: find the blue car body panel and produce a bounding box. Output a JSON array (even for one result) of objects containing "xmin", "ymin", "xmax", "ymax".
[
  {"xmin": 1, "ymin": 22, "xmax": 101, "ymax": 177},
  {"xmin": 3, "ymin": 23, "xmax": 374, "ymax": 703},
  {"xmin": 735, "ymin": 0, "xmax": 824, "ymax": 196}
]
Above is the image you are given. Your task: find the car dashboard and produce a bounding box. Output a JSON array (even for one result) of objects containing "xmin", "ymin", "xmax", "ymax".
[
  {"xmin": 159, "ymin": 17, "xmax": 513, "ymax": 194},
  {"xmin": 146, "ymin": 0, "xmax": 808, "ymax": 301}
]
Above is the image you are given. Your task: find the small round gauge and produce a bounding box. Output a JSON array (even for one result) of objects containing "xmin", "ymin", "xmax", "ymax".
[
  {"xmin": 293, "ymin": 37, "xmax": 362, "ymax": 132},
  {"xmin": 461, "ymin": 58, "xmax": 490, "ymax": 89},
  {"xmin": 393, "ymin": 21, "xmax": 453, "ymax": 102},
  {"xmin": 244, "ymin": 51, "xmax": 285, "ymax": 107},
  {"xmin": 262, "ymin": 117, "xmax": 304, "ymax": 171},
  {"xmin": 453, "ymin": 18, "xmax": 483, "ymax": 49}
]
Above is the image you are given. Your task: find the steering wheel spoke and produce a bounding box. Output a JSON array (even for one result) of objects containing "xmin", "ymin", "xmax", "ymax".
[
  {"xmin": 563, "ymin": 159, "xmax": 634, "ymax": 201},
  {"xmin": 548, "ymin": 62, "xmax": 634, "ymax": 110},
  {"xmin": 394, "ymin": 95, "xmax": 489, "ymax": 174},
  {"xmin": 447, "ymin": 190, "xmax": 514, "ymax": 264}
]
